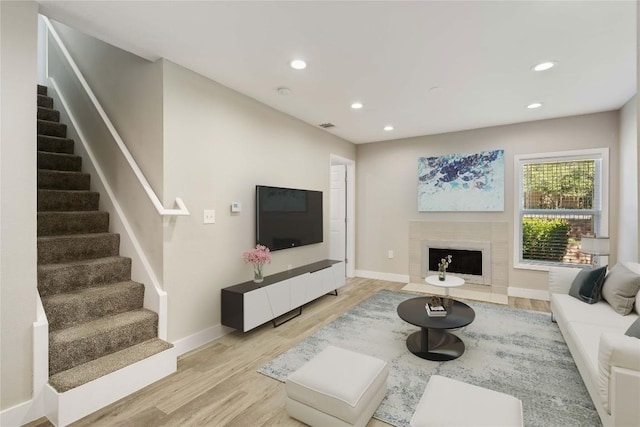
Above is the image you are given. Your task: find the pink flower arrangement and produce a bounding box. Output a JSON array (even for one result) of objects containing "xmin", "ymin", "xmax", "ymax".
[{"xmin": 243, "ymin": 244, "xmax": 272, "ymax": 267}]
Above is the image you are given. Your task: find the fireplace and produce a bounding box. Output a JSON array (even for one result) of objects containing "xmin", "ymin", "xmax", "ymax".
[{"xmin": 421, "ymin": 240, "xmax": 492, "ymax": 285}]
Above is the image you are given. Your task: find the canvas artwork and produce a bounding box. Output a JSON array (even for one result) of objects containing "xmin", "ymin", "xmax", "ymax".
[{"xmin": 418, "ymin": 149, "xmax": 505, "ymax": 211}]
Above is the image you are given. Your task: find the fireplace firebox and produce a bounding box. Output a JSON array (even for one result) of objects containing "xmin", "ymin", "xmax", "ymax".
[{"xmin": 422, "ymin": 240, "xmax": 491, "ymax": 285}]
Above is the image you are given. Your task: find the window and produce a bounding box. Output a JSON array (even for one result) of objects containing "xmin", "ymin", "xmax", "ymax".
[{"xmin": 514, "ymin": 149, "xmax": 609, "ymax": 270}]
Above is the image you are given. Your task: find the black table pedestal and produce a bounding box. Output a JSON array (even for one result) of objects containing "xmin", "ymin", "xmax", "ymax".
[{"xmin": 406, "ymin": 328, "xmax": 465, "ymax": 361}]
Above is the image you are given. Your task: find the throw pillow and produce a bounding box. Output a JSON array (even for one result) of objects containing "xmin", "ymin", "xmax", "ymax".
[
  {"xmin": 568, "ymin": 266, "xmax": 607, "ymax": 304},
  {"xmin": 602, "ymin": 263, "xmax": 640, "ymax": 315},
  {"xmin": 625, "ymin": 317, "xmax": 640, "ymax": 339}
]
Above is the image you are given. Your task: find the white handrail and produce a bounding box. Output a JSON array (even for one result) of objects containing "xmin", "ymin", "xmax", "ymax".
[{"xmin": 43, "ymin": 16, "xmax": 189, "ymax": 216}]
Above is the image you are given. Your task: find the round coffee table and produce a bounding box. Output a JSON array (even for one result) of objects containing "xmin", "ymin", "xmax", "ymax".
[{"xmin": 397, "ymin": 296, "xmax": 475, "ymax": 361}]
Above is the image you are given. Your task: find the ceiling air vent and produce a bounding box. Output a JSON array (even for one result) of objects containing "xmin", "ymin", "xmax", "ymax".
[{"xmin": 319, "ymin": 123, "xmax": 335, "ymax": 128}]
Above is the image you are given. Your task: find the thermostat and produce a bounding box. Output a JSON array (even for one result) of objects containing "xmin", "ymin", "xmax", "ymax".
[{"xmin": 231, "ymin": 202, "xmax": 242, "ymax": 213}]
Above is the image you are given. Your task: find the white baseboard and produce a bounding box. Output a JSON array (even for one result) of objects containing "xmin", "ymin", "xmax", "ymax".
[
  {"xmin": 355, "ymin": 270, "xmax": 410, "ymax": 283},
  {"xmin": 508, "ymin": 286, "xmax": 550, "ymax": 301},
  {"xmin": 172, "ymin": 324, "xmax": 230, "ymax": 356},
  {"xmin": 0, "ymin": 396, "xmax": 44, "ymax": 427}
]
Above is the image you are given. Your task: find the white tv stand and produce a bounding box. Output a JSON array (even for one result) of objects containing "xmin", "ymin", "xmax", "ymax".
[{"xmin": 221, "ymin": 260, "xmax": 345, "ymax": 332}]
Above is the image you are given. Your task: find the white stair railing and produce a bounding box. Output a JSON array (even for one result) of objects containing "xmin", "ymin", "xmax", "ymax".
[{"xmin": 43, "ymin": 16, "xmax": 189, "ymax": 216}]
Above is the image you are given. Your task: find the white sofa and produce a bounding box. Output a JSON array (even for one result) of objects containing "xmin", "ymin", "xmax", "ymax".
[{"xmin": 549, "ymin": 263, "xmax": 640, "ymax": 427}]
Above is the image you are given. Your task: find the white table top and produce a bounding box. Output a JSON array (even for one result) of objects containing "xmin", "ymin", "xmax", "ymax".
[{"xmin": 425, "ymin": 274, "xmax": 465, "ymax": 288}]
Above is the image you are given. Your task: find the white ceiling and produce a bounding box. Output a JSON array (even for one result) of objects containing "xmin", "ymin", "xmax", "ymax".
[{"xmin": 38, "ymin": 1, "xmax": 637, "ymax": 144}]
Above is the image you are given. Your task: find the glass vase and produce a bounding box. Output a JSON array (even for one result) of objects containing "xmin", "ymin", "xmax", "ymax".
[
  {"xmin": 438, "ymin": 267, "xmax": 446, "ymax": 281},
  {"xmin": 253, "ymin": 264, "xmax": 264, "ymax": 283}
]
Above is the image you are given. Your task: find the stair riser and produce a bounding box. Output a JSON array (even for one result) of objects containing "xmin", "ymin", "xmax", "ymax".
[
  {"xmin": 38, "ymin": 95, "xmax": 53, "ymax": 108},
  {"xmin": 38, "ymin": 120, "xmax": 67, "ymax": 138},
  {"xmin": 38, "ymin": 170, "xmax": 90, "ymax": 191},
  {"xmin": 38, "ymin": 136, "xmax": 74, "ymax": 154},
  {"xmin": 38, "ymin": 152, "xmax": 82, "ymax": 172},
  {"xmin": 38, "ymin": 234, "xmax": 120, "ymax": 264},
  {"xmin": 38, "ymin": 211, "xmax": 110, "ymax": 236},
  {"xmin": 43, "ymin": 283, "xmax": 144, "ymax": 331},
  {"xmin": 38, "ymin": 212, "xmax": 109, "ymax": 236},
  {"xmin": 49, "ymin": 314, "xmax": 158, "ymax": 375},
  {"xmin": 38, "ymin": 108, "xmax": 60, "ymax": 122},
  {"xmin": 38, "ymin": 257, "xmax": 131, "ymax": 296},
  {"xmin": 38, "ymin": 190, "xmax": 99, "ymax": 212}
]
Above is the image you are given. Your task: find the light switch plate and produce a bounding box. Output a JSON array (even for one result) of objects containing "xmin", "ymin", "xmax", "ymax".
[
  {"xmin": 204, "ymin": 209, "xmax": 215, "ymax": 224},
  {"xmin": 231, "ymin": 202, "xmax": 241, "ymax": 213}
]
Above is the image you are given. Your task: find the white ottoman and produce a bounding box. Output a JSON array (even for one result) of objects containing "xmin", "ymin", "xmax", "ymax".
[
  {"xmin": 410, "ymin": 375, "xmax": 523, "ymax": 427},
  {"xmin": 285, "ymin": 345, "xmax": 389, "ymax": 427}
]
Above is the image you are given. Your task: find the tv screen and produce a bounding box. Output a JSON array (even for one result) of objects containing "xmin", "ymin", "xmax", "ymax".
[{"xmin": 256, "ymin": 185, "xmax": 323, "ymax": 251}]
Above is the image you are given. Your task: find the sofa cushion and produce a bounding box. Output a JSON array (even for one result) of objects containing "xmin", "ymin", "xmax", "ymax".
[
  {"xmin": 567, "ymin": 321, "xmax": 625, "ymax": 378},
  {"xmin": 621, "ymin": 261, "xmax": 640, "ymax": 315},
  {"xmin": 549, "ymin": 266, "xmax": 581, "ymax": 295},
  {"xmin": 551, "ymin": 294, "xmax": 638, "ymax": 329},
  {"xmin": 569, "ymin": 266, "xmax": 607, "ymax": 304},
  {"xmin": 601, "ymin": 263, "xmax": 640, "ymax": 316},
  {"xmin": 597, "ymin": 333, "xmax": 640, "ymax": 413},
  {"xmin": 625, "ymin": 317, "xmax": 640, "ymax": 338}
]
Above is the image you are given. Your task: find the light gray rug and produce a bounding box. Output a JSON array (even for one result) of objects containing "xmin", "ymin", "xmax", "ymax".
[{"xmin": 258, "ymin": 289, "xmax": 601, "ymax": 427}]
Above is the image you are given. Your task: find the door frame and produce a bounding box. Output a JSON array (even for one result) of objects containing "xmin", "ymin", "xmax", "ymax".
[{"xmin": 330, "ymin": 154, "xmax": 355, "ymax": 277}]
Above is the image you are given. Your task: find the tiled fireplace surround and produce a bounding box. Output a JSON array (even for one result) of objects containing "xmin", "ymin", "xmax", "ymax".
[{"xmin": 409, "ymin": 221, "xmax": 509, "ymax": 304}]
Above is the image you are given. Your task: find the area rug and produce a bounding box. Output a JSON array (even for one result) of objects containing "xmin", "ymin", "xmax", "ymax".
[{"xmin": 258, "ymin": 289, "xmax": 600, "ymax": 427}]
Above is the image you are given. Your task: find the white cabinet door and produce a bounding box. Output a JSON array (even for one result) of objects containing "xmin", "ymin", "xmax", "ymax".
[
  {"xmin": 289, "ymin": 274, "xmax": 309, "ymax": 308},
  {"xmin": 244, "ymin": 288, "xmax": 272, "ymax": 331},
  {"xmin": 306, "ymin": 271, "xmax": 324, "ymax": 302},
  {"xmin": 332, "ymin": 262, "xmax": 346, "ymax": 289},
  {"xmin": 265, "ymin": 280, "xmax": 290, "ymax": 318},
  {"xmin": 319, "ymin": 267, "xmax": 336, "ymax": 294}
]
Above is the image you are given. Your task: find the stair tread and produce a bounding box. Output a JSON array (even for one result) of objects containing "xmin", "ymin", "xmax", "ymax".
[
  {"xmin": 37, "ymin": 118, "xmax": 62, "ymax": 125},
  {"xmin": 42, "ymin": 280, "xmax": 142, "ymax": 305},
  {"xmin": 38, "ymin": 255, "xmax": 128, "ymax": 269},
  {"xmin": 38, "ymin": 169, "xmax": 87, "ymax": 175},
  {"xmin": 37, "ymin": 150, "xmax": 80, "ymax": 159},
  {"xmin": 49, "ymin": 338, "xmax": 173, "ymax": 393},
  {"xmin": 38, "ymin": 232, "xmax": 116, "ymax": 242},
  {"xmin": 50, "ymin": 308, "xmax": 157, "ymax": 345},
  {"xmin": 38, "ymin": 188, "xmax": 97, "ymax": 195},
  {"xmin": 38, "ymin": 134, "xmax": 72, "ymax": 142}
]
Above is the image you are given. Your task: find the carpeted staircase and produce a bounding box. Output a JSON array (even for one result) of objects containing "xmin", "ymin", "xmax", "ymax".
[{"xmin": 36, "ymin": 84, "xmax": 173, "ymax": 393}]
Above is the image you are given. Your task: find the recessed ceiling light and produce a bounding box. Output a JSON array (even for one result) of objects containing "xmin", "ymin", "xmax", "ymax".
[
  {"xmin": 290, "ymin": 59, "xmax": 307, "ymax": 70},
  {"xmin": 351, "ymin": 102, "xmax": 363, "ymax": 109},
  {"xmin": 527, "ymin": 102, "xmax": 543, "ymax": 109},
  {"xmin": 384, "ymin": 125, "xmax": 394, "ymax": 131},
  {"xmin": 532, "ymin": 61, "xmax": 556, "ymax": 71},
  {"xmin": 277, "ymin": 87, "xmax": 291, "ymax": 96}
]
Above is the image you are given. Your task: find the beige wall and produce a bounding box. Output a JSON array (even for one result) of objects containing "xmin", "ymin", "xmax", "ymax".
[
  {"xmin": 51, "ymin": 20, "xmax": 164, "ymax": 195},
  {"xmin": 47, "ymin": 20, "xmax": 166, "ymax": 282},
  {"xmin": 356, "ymin": 112, "xmax": 620, "ymax": 292},
  {"xmin": 618, "ymin": 95, "xmax": 638, "ymax": 262},
  {"xmin": 161, "ymin": 60, "xmax": 355, "ymax": 341},
  {"xmin": 0, "ymin": 0, "xmax": 38, "ymax": 410}
]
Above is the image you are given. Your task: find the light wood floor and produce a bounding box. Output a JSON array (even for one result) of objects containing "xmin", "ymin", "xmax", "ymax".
[{"xmin": 26, "ymin": 278, "xmax": 550, "ymax": 427}]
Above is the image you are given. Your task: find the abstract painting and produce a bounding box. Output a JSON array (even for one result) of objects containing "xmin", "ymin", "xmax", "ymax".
[{"xmin": 418, "ymin": 149, "xmax": 504, "ymax": 211}]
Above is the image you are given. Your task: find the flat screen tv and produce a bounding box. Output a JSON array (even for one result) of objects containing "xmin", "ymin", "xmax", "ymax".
[{"xmin": 256, "ymin": 185, "xmax": 323, "ymax": 251}]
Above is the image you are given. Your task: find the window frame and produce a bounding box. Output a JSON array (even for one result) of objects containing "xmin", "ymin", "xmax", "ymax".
[{"xmin": 513, "ymin": 148, "xmax": 609, "ymax": 271}]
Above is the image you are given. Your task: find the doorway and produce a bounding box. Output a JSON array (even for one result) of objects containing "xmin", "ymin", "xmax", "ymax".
[{"xmin": 330, "ymin": 154, "xmax": 355, "ymax": 277}]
